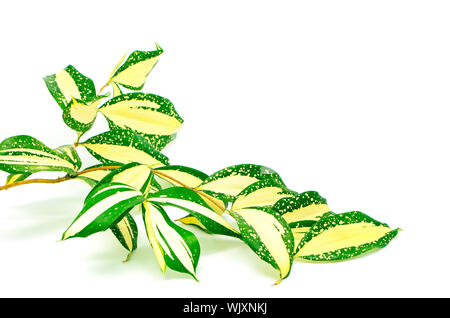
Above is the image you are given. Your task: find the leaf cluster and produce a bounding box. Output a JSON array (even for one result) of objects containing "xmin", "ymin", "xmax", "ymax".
[{"xmin": 0, "ymin": 44, "xmax": 400, "ymax": 283}]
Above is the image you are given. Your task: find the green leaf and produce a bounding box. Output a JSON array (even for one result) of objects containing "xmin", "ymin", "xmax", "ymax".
[
  {"xmin": 111, "ymin": 213, "xmax": 138, "ymax": 261},
  {"xmin": 61, "ymin": 182, "xmax": 145, "ymax": 240},
  {"xmin": 196, "ymin": 164, "xmax": 285, "ymax": 202},
  {"xmin": 229, "ymin": 207, "xmax": 294, "ymax": 283},
  {"xmin": 80, "ymin": 129, "xmax": 169, "ymax": 167},
  {"xmin": 0, "ymin": 135, "xmax": 79, "ymax": 175},
  {"xmin": 98, "ymin": 92, "xmax": 183, "ymax": 137},
  {"xmin": 43, "ymin": 65, "xmax": 97, "ymax": 110},
  {"xmin": 109, "ymin": 44, "xmax": 164, "ymax": 90},
  {"xmin": 296, "ymin": 211, "xmax": 400, "ymax": 261},
  {"xmin": 142, "ymin": 201, "xmax": 200, "ymax": 280},
  {"xmin": 272, "ymin": 191, "xmax": 331, "ymax": 250},
  {"xmin": 231, "ymin": 178, "xmax": 296, "ymax": 211},
  {"xmin": 147, "ymin": 187, "xmax": 239, "ymax": 237}
]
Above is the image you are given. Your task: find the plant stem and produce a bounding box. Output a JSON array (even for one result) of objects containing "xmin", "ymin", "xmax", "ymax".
[
  {"xmin": 98, "ymin": 81, "xmax": 110, "ymax": 94},
  {"xmin": 74, "ymin": 132, "xmax": 82, "ymax": 147},
  {"xmin": 152, "ymin": 170, "xmax": 226, "ymax": 213},
  {"xmin": 152, "ymin": 170, "xmax": 191, "ymax": 188},
  {"xmin": 0, "ymin": 165, "xmax": 226, "ymax": 213},
  {"xmin": 0, "ymin": 165, "xmax": 120, "ymax": 191}
]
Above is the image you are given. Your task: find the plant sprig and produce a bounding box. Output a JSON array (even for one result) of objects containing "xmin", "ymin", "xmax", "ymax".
[{"xmin": 0, "ymin": 44, "xmax": 400, "ymax": 284}]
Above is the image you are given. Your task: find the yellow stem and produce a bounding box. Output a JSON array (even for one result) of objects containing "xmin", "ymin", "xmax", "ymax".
[
  {"xmin": 74, "ymin": 132, "xmax": 82, "ymax": 147},
  {"xmin": 1, "ymin": 165, "xmax": 226, "ymax": 214},
  {"xmin": 98, "ymin": 81, "xmax": 110, "ymax": 94},
  {"xmin": 0, "ymin": 165, "xmax": 121, "ymax": 191}
]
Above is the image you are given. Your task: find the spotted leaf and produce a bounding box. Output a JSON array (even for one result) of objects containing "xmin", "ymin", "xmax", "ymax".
[
  {"xmin": 272, "ymin": 191, "xmax": 331, "ymax": 249},
  {"xmin": 0, "ymin": 135, "xmax": 79, "ymax": 176},
  {"xmin": 62, "ymin": 97, "xmax": 104, "ymax": 135},
  {"xmin": 231, "ymin": 178, "xmax": 296, "ymax": 211},
  {"xmin": 43, "ymin": 65, "xmax": 97, "ymax": 110},
  {"xmin": 229, "ymin": 207, "xmax": 294, "ymax": 283},
  {"xmin": 111, "ymin": 213, "xmax": 138, "ymax": 261},
  {"xmin": 196, "ymin": 164, "xmax": 285, "ymax": 202},
  {"xmin": 142, "ymin": 201, "xmax": 200, "ymax": 280},
  {"xmin": 98, "ymin": 93, "xmax": 183, "ymax": 138},
  {"xmin": 109, "ymin": 44, "xmax": 164, "ymax": 90},
  {"xmin": 81, "ymin": 129, "xmax": 169, "ymax": 167},
  {"xmin": 296, "ymin": 211, "xmax": 400, "ymax": 261}
]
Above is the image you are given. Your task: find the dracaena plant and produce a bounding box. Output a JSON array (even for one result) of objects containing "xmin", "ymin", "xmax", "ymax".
[{"xmin": 0, "ymin": 44, "xmax": 400, "ymax": 284}]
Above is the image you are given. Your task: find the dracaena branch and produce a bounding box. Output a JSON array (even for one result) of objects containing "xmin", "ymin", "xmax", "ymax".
[{"xmin": 0, "ymin": 165, "xmax": 121, "ymax": 191}]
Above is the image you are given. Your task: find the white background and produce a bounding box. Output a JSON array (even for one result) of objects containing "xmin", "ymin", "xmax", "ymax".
[{"xmin": 0, "ymin": 0, "xmax": 448, "ymax": 297}]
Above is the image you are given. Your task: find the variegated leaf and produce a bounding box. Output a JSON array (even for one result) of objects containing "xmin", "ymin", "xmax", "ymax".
[
  {"xmin": 141, "ymin": 133, "xmax": 176, "ymax": 152},
  {"xmin": 43, "ymin": 65, "xmax": 97, "ymax": 110},
  {"xmin": 176, "ymin": 215, "xmax": 210, "ymax": 233},
  {"xmin": 154, "ymin": 165, "xmax": 226, "ymax": 214},
  {"xmin": 111, "ymin": 82, "xmax": 123, "ymax": 97},
  {"xmin": 111, "ymin": 213, "xmax": 138, "ymax": 261},
  {"xmin": 78, "ymin": 163, "xmax": 162, "ymax": 194},
  {"xmin": 61, "ymin": 182, "xmax": 145, "ymax": 240},
  {"xmin": 98, "ymin": 93, "xmax": 183, "ymax": 137},
  {"xmin": 81, "ymin": 129, "xmax": 169, "ymax": 167},
  {"xmin": 0, "ymin": 135, "xmax": 78, "ymax": 175},
  {"xmin": 73, "ymin": 164, "xmax": 141, "ymax": 258},
  {"xmin": 103, "ymin": 102, "xmax": 178, "ymax": 152},
  {"xmin": 109, "ymin": 44, "xmax": 164, "ymax": 90},
  {"xmin": 154, "ymin": 165, "xmax": 208, "ymax": 188},
  {"xmin": 5, "ymin": 172, "xmax": 32, "ymax": 185},
  {"xmin": 147, "ymin": 187, "xmax": 239, "ymax": 237},
  {"xmin": 272, "ymin": 191, "xmax": 331, "ymax": 249},
  {"xmin": 89, "ymin": 162, "xmax": 154, "ymax": 196},
  {"xmin": 296, "ymin": 211, "xmax": 399, "ymax": 261},
  {"xmin": 231, "ymin": 178, "xmax": 296, "ymax": 211},
  {"xmin": 55, "ymin": 144, "xmax": 82, "ymax": 172},
  {"xmin": 142, "ymin": 201, "xmax": 200, "ymax": 280},
  {"xmin": 229, "ymin": 207, "xmax": 294, "ymax": 283},
  {"xmin": 196, "ymin": 164, "xmax": 285, "ymax": 202},
  {"xmin": 62, "ymin": 97, "xmax": 105, "ymax": 135}
]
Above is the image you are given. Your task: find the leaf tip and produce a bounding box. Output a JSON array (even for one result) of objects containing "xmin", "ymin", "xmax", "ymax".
[{"xmin": 192, "ymin": 273, "xmax": 200, "ymax": 283}]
